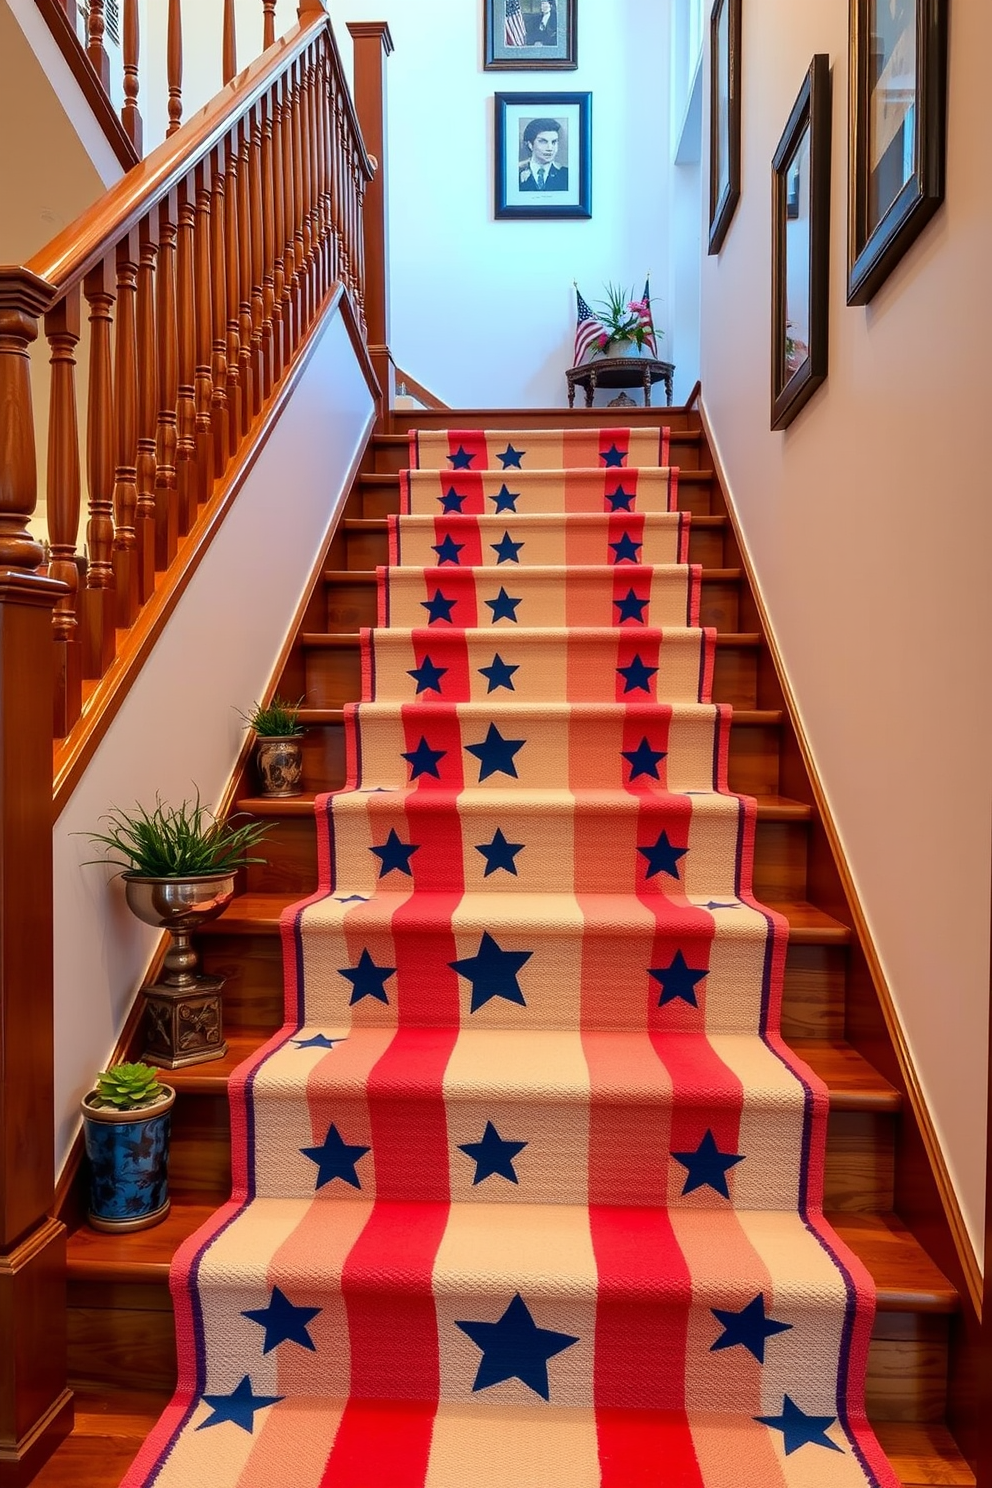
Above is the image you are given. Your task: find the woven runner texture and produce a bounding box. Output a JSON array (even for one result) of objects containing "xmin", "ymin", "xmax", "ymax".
[{"xmin": 124, "ymin": 426, "xmax": 900, "ymax": 1487}]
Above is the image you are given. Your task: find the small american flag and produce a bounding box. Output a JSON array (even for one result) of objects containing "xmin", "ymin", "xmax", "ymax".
[
  {"xmin": 629, "ymin": 275, "xmax": 658, "ymax": 355},
  {"xmin": 505, "ymin": 0, "xmax": 528, "ymax": 47},
  {"xmin": 573, "ymin": 285, "xmax": 607, "ymax": 364}
]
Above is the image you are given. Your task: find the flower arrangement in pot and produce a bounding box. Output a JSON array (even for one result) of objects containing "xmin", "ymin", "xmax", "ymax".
[
  {"xmin": 590, "ymin": 280, "xmax": 661, "ymax": 359},
  {"xmin": 81, "ymin": 1061, "xmax": 175, "ymax": 1232},
  {"xmin": 87, "ymin": 794, "xmax": 268, "ymax": 1070},
  {"xmin": 239, "ymin": 696, "xmax": 306, "ymax": 799}
]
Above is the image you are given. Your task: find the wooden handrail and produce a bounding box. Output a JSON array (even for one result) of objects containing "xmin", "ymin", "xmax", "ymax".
[{"xmin": 393, "ymin": 364, "xmax": 449, "ymax": 411}]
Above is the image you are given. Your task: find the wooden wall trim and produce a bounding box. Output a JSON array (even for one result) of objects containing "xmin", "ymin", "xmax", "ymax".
[
  {"xmin": 698, "ymin": 393, "xmax": 983, "ymax": 1320},
  {"xmin": 30, "ymin": 0, "xmax": 140, "ymax": 172},
  {"xmin": 392, "ymin": 364, "xmax": 449, "ymax": 411},
  {"xmin": 53, "ymin": 282, "xmax": 362, "ymax": 814}
]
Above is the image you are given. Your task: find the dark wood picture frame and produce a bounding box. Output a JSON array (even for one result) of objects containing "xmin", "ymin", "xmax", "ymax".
[
  {"xmin": 707, "ymin": 0, "xmax": 742, "ymax": 254},
  {"xmin": 494, "ymin": 91, "xmax": 592, "ymax": 220},
  {"xmin": 848, "ymin": 0, "xmax": 948, "ymax": 304},
  {"xmin": 771, "ymin": 54, "xmax": 832, "ymax": 431},
  {"xmin": 485, "ymin": 0, "xmax": 578, "ymax": 71}
]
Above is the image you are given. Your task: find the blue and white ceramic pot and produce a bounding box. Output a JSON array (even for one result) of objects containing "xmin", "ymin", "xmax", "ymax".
[{"xmin": 82, "ymin": 1085, "xmax": 175, "ymax": 1232}]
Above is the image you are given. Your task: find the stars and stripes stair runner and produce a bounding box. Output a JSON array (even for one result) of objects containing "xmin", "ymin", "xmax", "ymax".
[{"xmin": 124, "ymin": 426, "xmax": 900, "ymax": 1487}]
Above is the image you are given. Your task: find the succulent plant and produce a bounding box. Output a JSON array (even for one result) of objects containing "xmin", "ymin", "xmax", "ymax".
[
  {"xmin": 86, "ymin": 792, "xmax": 268, "ymax": 877},
  {"xmin": 238, "ymin": 696, "xmax": 305, "ymax": 737},
  {"xmin": 92, "ymin": 1063, "xmax": 167, "ymax": 1111}
]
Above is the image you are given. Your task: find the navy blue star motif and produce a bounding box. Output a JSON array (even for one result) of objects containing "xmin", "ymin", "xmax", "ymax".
[
  {"xmin": 622, "ymin": 737, "xmax": 667, "ymax": 781},
  {"xmin": 422, "ymin": 589, "xmax": 457, "ymax": 624},
  {"xmin": 402, "ymin": 736, "xmax": 447, "ymax": 780},
  {"xmin": 711, "ymin": 1293, "xmax": 792, "ymax": 1363},
  {"xmin": 292, "ymin": 1033, "xmax": 346, "ymax": 1050},
  {"xmin": 339, "ymin": 948, "xmax": 395, "ymax": 1005},
  {"xmin": 755, "ymin": 1396, "xmax": 843, "ymax": 1456},
  {"xmin": 300, "ymin": 1122, "xmax": 370, "ymax": 1190},
  {"xmin": 433, "ymin": 534, "xmax": 465, "ymax": 565},
  {"xmin": 610, "ymin": 532, "xmax": 643, "ymax": 564},
  {"xmin": 450, "ymin": 931, "xmax": 532, "ymax": 1012},
  {"xmin": 197, "ymin": 1376, "xmax": 283, "ymax": 1432},
  {"xmin": 672, "ymin": 1129, "xmax": 745, "ymax": 1198},
  {"xmin": 490, "ymin": 484, "xmax": 520, "ymax": 513},
  {"xmin": 242, "ymin": 1286, "xmax": 322, "ymax": 1354},
  {"xmin": 447, "ymin": 446, "xmax": 475, "ymax": 469},
  {"xmin": 601, "ymin": 443, "xmax": 628, "ymax": 468},
  {"xmin": 617, "ymin": 654, "xmax": 658, "ymax": 694},
  {"xmin": 491, "ymin": 531, "xmax": 524, "ymax": 564},
  {"xmin": 465, "ymin": 724, "xmax": 525, "ymax": 781},
  {"xmin": 459, "ymin": 1121, "xmax": 528, "ymax": 1184},
  {"xmin": 650, "ymin": 950, "xmax": 708, "ymax": 1008},
  {"xmin": 486, "ymin": 586, "xmax": 522, "ymax": 623},
  {"xmin": 638, "ymin": 830, "xmax": 686, "ymax": 877},
  {"xmin": 606, "ymin": 484, "xmax": 636, "ymax": 512},
  {"xmin": 615, "ymin": 588, "xmax": 649, "ymax": 624},
  {"xmin": 497, "ymin": 444, "xmax": 525, "ymax": 469},
  {"xmin": 370, "ymin": 827, "xmax": 420, "ymax": 877},
  {"xmin": 456, "ymin": 1294, "xmax": 578, "ymax": 1400},
  {"xmin": 475, "ymin": 827, "xmax": 524, "ymax": 876},
  {"xmin": 479, "ymin": 654, "xmax": 519, "ymax": 693},
  {"xmin": 408, "ymin": 656, "xmax": 448, "ymax": 695},
  {"xmin": 439, "ymin": 487, "xmax": 467, "ymax": 513}
]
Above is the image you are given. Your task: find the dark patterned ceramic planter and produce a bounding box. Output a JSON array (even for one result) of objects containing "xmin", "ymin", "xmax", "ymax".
[
  {"xmin": 82, "ymin": 1086, "xmax": 175, "ymax": 1232},
  {"xmin": 255, "ymin": 734, "xmax": 304, "ymax": 797}
]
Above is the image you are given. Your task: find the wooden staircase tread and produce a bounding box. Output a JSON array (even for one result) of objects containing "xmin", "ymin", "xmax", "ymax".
[
  {"xmin": 359, "ymin": 468, "xmax": 716, "ymax": 486},
  {"xmin": 302, "ymin": 630, "xmax": 764, "ymax": 649},
  {"xmin": 165, "ymin": 1029, "xmax": 273, "ymax": 1091},
  {"xmin": 793, "ymin": 1040, "xmax": 900, "ymax": 1110},
  {"xmin": 236, "ymin": 789, "xmax": 805, "ymax": 820},
  {"xmin": 872, "ymin": 1422, "xmax": 976, "ymax": 1486},
  {"xmin": 322, "ymin": 565, "xmax": 740, "ymax": 582},
  {"xmin": 342, "ymin": 513, "xmax": 728, "ymax": 530},
  {"xmin": 65, "ymin": 1199, "xmax": 955, "ymax": 1314},
  {"xmin": 376, "ymin": 426, "xmax": 705, "ymax": 440}
]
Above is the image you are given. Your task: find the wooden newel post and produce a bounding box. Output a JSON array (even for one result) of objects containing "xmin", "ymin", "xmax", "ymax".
[
  {"xmin": 0, "ymin": 274, "xmax": 73, "ymax": 1480},
  {"xmin": 346, "ymin": 21, "xmax": 394, "ymax": 421}
]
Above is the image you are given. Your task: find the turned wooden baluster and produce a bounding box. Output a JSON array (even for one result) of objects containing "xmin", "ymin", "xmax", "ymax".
[
  {"xmin": 260, "ymin": 95, "xmax": 276, "ymax": 398},
  {"xmin": 193, "ymin": 161, "xmax": 215, "ymax": 503},
  {"xmin": 282, "ymin": 69, "xmax": 300, "ymax": 349},
  {"xmin": 175, "ymin": 177, "xmax": 197, "ymax": 535},
  {"xmin": 82, "ymin": 259, "xmax": 117, "ymax": 680},
  {"xmin": 297, "ymin": 56, "xmax": 314, "ymax": 329},
  {"xmin": 236, "ymin": 120, "xmax": 254, "ymax": 432},
  {"xmin": 336, "ymin": 95, "xmax": 352, "ymax": 302},
  {"xmin": 262, "ymin": 0, "xmax": 276, "ymax": 50},
  {"xmin": 112, "ymin": 229, "xmax": 140, "ymax": 629},
  {"xmin": 326, "ymin": 71, "xmax": 340, "ymax": 286},
  {"xmin": 224, "ymin": 131, "xmax": 244, "ymax": 450},
  {"xmin": 154, "ymin": 192, "xmax": 180, "ymax": 569},
  {"xmin": 86, "ymin": 0, "xmax": 111, "ymax": 91},
  {"xmin": 248, "ymin": 112, "xmax": 266, "ymax": 412},
  {"xmin": 310, "ymin": 52, "xmax": 326, "ymax": 303},
  {"xmin": 269, "ymin": 86, "xmax": 287, "ymax": 383},
  {"xmin": 222, "ymin": 0, "xmax": 237, "ymax": 86},
  {"xmin": 317, "ymin": 53, "xmax": 334, "ymax": 297},
  {"xmin": 121, "ymin": 0, "xmax": 143, "ymax": 153},
  {"xmin": 45, "ymin": 289, "xmax": 83, "ymax": 737},
  {"xmin": 291, "ymin": 63, "xmax": 309, "ymax": 331},
  {"xmin": 167, "ymin": 0, "xmax": 183, "ymax": 137},
  {"xmin": 134, "ymin": 221, "xmax": 158, "ymax": 601},
  {"xmin": 209, "ymin": 148, "xmax": 230, "ymax": 476},
  {"xmin": 305, "ymin": 53, "xmax": 322, "ymax": 312}
]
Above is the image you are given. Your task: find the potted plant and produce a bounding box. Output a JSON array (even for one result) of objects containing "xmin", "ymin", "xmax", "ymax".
[
  {"xmin": 591, "ymin": 281, "xmax": 661, "ymax": 359},
  {"xmin": 81, "ymin": 1062, "xmax": 175, "ymax": 1232},
  {"xmin": 239, "ymin": 696, "xmax": 306, "ymax": 798},
  {"xmin": 87, "ymin": 794, "xmax": 268, "ymax": 1069}
]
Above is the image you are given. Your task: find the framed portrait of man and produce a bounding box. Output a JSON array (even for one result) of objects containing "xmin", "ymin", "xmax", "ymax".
[
  {"xmin": 485, "ymin": 0, "xmax": 578, "ymax": 70},
  {"xmin": 493, "ymin": 92, "xmax": 592, "ymax": 220}
]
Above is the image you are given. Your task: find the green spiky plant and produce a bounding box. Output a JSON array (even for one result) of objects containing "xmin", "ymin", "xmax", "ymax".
[
  {"xmin": 90, "ymin": 1062, "xmax": 167, "ymax": 1111},
  {"xmin": 238, "ymin": 696, "xmax": 304, "ymax": 737},
  {"xmin": 592, "ymin": 281, "xmax": 661, "ymax": 356},
  {"xmin": 86, "ymin": 793, "xmax": 268, "ymax": 877}
]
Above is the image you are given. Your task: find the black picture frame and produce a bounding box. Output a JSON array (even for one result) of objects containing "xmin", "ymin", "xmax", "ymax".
[
  {"xmin": 707, "ymin": 0, "xmax": 741, "ymax": 254},
  {"xmin": 771, "ymin": 55, "xmax": 832, "ymax": 431},
  {"xmin": 847, "ymin": 0, "xmax": 947, "ymax": 304},
  {"xmin": 485, "ymin": 0, "xmax": 578, "ymax": 70},
  {"xmin": 494, "ymin": 92, "xmax": 592, "ymax": 220}
]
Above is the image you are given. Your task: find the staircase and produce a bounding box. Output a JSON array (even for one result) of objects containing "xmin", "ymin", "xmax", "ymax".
[{"xmin": 37, "ymin": 403, "xmax": 975, "ymax": 1487}]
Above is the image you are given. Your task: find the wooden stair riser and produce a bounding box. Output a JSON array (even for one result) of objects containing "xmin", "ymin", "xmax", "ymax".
[
  {"xmin": 359, "ymin": 473, "xmax": 715, "ymax": 520},
  {"xmin": 371, "ymin": 429, "xmax": 706, "ymax": 477},
  {"xmin": 342, "ymin": 518, "xmax": 726, "ymax": 571},
  {"xmin": 299, "ymin": 635, "xmax": 763, "ymax": 712}
]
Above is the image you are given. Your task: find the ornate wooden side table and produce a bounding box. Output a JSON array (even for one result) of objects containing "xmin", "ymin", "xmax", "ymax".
[{"xmin": 566, "ymin": 356, "xmax": 675, "ymax": 408}]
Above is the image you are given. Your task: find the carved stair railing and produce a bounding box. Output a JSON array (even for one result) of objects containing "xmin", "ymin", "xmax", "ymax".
[
  {"xmin": 33, "ymin": 0, "xmax": 283, "ymax": 162},
  {"xmin": 0, "ymin": 3, "xmax": 377, "ymax": 1476}
]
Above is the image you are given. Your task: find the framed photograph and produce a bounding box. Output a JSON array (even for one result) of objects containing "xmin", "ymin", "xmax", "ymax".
[
  {"xmin": 847, "ymin": 0, "xmax": 947, "ymax": 304},
  {"xmin": 771, "ymin": 55, "xmax": 832, "ymax": 431},
  {"xmin": 494, "ymin": 92, "xmax": 592, "ymax": 220},
  {"xmin": 485, "ymin": 0, "xmax": 578, "ymax": 70},
  {"xmin": 707, "ymin": 0, "xmax": 741, "ymax": 255}
]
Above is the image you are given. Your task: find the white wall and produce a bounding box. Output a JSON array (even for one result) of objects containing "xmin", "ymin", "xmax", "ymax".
[
  {"xmin": 52, "ymin": 303, "xmax": 374, "ymax": 1169},
  {"xmin": 323, "ymin": 0, "xmax": 673, "ymax": 408},
  {"xmin": 700, "ymin": 1, "xmax": 992, "ymax": 1261}
]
